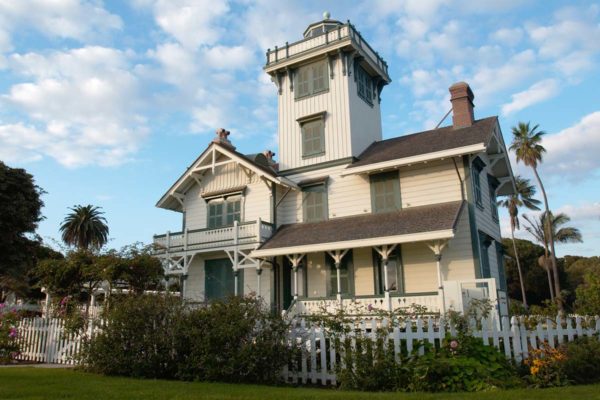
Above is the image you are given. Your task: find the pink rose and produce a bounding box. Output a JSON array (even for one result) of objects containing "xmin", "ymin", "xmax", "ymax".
[{"xmin": 450, "ymin": 340, "xmax": 458, "ymax": 350}]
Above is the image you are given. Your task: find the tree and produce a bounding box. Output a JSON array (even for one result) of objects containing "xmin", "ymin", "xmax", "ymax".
[
  {"xmin": 574, "ymin": 271, "xmax": 600, "ymax": 315},
  {"xmin": 104, "ymin": 244, "xmax": 164, "ymax": 295},
  {"xmin": 498, "ymin": 176, "xmax": 541, "ymax": 309},
  {"xmin": 0, "ymin": 161, "xmax": 45, "ymax": 302},
  {"xmin": 60, "ymin": 205, "xmax": 109, "ymax": 251},
  {"xmin": 510, "ymin": 122, "xmax": 562, "ymax": 306},
  {"xmin": 523, "ymin": 212, "xmax": 582, "ymax": 301},
  {"xmin": 503, "ymin": 238, "xmax": 550, "ymax": 306}
]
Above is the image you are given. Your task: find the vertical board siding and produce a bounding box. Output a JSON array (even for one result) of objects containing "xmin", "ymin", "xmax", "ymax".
[
  {"xmin": 400, "ymin": 159, "xmax": 464, "ymax": 208},
  {"xmin": 401, "ymin": 243, "xmax": 438, "ymax": 293},
  {"xmin": 348, "ymin": 72, "xmax": 383, "ymax": 157},
  {"xmin": 306, "ymin": 253, "xmax": 328, "ymax": 298},
  {"xmin": 185, "ymin": 258, "xmax": 205, "ymax": 301},
  {"xmin": 353, "ymin": 247, "xmax": 375, "ymax": 296}
]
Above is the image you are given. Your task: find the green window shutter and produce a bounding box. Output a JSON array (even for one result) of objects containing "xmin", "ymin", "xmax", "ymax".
[
  {"xmin": 370, "ymin": 171, "xmax": 400, "ymax": 213},
  {"xmin": 303, "ymin": 184, "xmax": 327, "ymax": 222},
  {"xmin": 301, "ymin": 119, "xmax": 324, "ymax": 157},
  {"xmin": 295, "ymin": 67, "xmax": 310, "ymax": 99},
  {"xmin": 208, "ymin": 202, "xmax": 223, "ymax": 228},
  {"xmin": 312, "ymin": 61, "xmax": 328, "ymax": 93}
]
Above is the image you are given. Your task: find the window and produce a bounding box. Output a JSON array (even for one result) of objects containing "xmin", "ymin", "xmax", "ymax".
[
  {"xmin": 295, "ymin": 60, "xmax": 329, "ymax": 99},
  {"xmin": 374, "ymin": 248, "xmax": 403, "ymax": 294},
  {"xmin": 207, "ymin": 197, "xmax": 241, "ymax": 228},
  {"xmin": 301, "ymin": 119, "xmax": 325, "ymax": 157},
  {"xmin": 478, "ymin": 232, "xmax": 492, "ymax": 278},
  {"xmin": 356, "ymin": 64, "xmax": 374, "ymax": 105},
  {"xmin": 326, "ymin": 251, "xmax": 354, "ymax": 297},
  {"xmin": 370, "ymin": 171, "xmax": 400, "ymax": 213},
  {"xmin": 471, "ymin": 157, "xmax": 485, "ymax": 208},
  {"xmin": 488, "ymin": 174, "xmax": 500, "ymax": 222},
  {"xmin": 303, "ymin": 184, "xmax": 327, "ymax": 222}
]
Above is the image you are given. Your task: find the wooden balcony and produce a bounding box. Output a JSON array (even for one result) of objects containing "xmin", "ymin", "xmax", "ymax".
[
  {"xmin": 153, "ymin": 219, "xmax": 274, "ymax": 255},
  {"xmin": 264, "ymin": 22, "xmax": 389, "ymax": 78}
]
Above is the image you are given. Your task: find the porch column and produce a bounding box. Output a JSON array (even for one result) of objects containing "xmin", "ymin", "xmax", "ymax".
[
  {"xmin": 256, "ymin": 266, "xmax": 263, "ymax": 298},
  {"xmin": 427, "ymin": 241, "xmax": 448, "ymax": 313},
  {"xmin": 286, "ymin": 254, "xmax": 305, "ymax": 301},
  {"xmin": 373, "ymin": 245, "xmax": 397, "ymax": 312},
  {"xmin": 233, "ymin": 220, "xmax": 239, "ymax": 296},
  {"xmin": 327, "ymin": 249, "xmax": 349, "ymax": 307},
  {"xmin": 180, "ymin": 274, "xmax": 188, "ymax": 299}
]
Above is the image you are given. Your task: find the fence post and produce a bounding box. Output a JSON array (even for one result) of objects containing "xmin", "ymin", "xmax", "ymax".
[{"xmin": 510, "ymin": 316, "xmax": 522, "ymax": 362}]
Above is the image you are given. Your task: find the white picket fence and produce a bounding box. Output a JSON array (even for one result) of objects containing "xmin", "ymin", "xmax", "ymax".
[
  {"xmin": 283, "ymin": 315, "xmax": 600, "ymax": 386},
  {"xmin": 15, "ymin": 317, "xmax": 98, "ymax": 364}
]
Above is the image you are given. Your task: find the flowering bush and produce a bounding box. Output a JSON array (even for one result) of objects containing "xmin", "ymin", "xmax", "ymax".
[
  {"xmin": 0, "ymin": 303, "xmax": 21, "ymax": 364},
  {"xmin": 524, "ymin": 341, "xmax": 569, "ymax": 387}
]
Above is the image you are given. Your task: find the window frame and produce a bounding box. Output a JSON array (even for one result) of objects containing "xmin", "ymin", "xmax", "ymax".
[
  {"xmin": 326, "ymin": 250, "xmax": 354, "ymax": 298},
  {"xmin": 302, "ymin": 183, "xmax": 328, "ymax": 223},
  {"xmin": 294, "ymin": 59, "xmax": 329, "ymax": 100},
  {"xmin": 478, "ymin": 231, "xmax": 492, "ymax": 279},
  {"xmin": 488, "ymin": 174, "xmax": 500, "ymax": 222},
  {"xmin": 373, "ymin": 247, "xmax": 404, "ymax": 295},
  {"xmin": 298, "ymin": 114, "xmax": 326, "ymax": 158},
  {"xmin": 369, "ymin": 171, "xmax": 401, "ymax": 214},
  {"xmin": 355, "ymin": 63, "xmax": 374, "ymax": 106},
  {"xmin": 471, "ymin": 157, "xmax": 485, "ymax": 209},
  {"xmin": 206, "ymin": 196, "xmax": 242, "ymax": 229}
]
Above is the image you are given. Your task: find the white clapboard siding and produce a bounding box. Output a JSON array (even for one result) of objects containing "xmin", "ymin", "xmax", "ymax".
[
  {"xmin": 283, "ymin": 315, "xmax": 600, "ymax": 386},
  {"xmin": 400, "ymin": 159, "xmax": 464, "ymax": 208}
]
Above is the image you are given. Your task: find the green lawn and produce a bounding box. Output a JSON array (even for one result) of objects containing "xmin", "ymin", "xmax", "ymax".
[{"xmin": 1, "ymin": 367, "xmax": 599, "ymax": 400}]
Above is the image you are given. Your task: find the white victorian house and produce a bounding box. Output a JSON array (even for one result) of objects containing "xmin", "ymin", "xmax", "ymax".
[{"xmin": 153, "ymin": 17, "xmax": 515, "ymax": 318}]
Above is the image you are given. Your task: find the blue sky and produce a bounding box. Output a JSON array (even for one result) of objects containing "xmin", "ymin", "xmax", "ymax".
[{"xmin": 0, "ymin": 0, "xmax": 598, "ymax": 256}]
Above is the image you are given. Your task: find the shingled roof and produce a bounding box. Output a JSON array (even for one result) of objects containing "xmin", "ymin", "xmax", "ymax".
[
  {"xmin": 254, "ymin": 201, "xmax": 464, "ymax": 255},
  {"xmin": 347, "ymin": 116, "xmax": 497, "ymax": 169}
]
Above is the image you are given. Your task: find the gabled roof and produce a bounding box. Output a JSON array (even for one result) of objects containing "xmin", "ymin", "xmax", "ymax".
[
  {"xmin": 252, "ymin": 201, "xmax": 464, "ymax": 257},
  {"xmin": 345, "ymin": 117, "xmax": 497, "ymax": 173},
  {"xmin": 156, "ymin": 142, "xmax": 299, "ymax": 212}
]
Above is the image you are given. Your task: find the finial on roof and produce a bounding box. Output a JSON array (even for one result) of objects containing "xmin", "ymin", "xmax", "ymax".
[{"xmin": 323, "ymin": 11, "xmax": 330, "ymax": 19}]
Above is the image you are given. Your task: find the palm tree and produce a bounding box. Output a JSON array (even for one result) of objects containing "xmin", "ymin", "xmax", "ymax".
[
  {"xmin": 60, "ymin": 205, "xmax": 109, "ymax": 251},
  {"xmin": 498, "ymin": 176, "xmax": 541, "ymax": 309},
  {"xmin": 510, "ymin": 122, "xmax": 561, "ymax": 305},
  {"xmin": 523, "ymin": 212, "xmax": 583, "ymax": 300}
]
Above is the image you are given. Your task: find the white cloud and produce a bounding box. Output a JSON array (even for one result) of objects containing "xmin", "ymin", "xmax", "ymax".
[
  {"xmin": 491, "ymin": 27, "xmax": 523, "ymax": 47},
  {"xmin": 0, "ymin": 0, "xmax": 122, "ymax": 52},
  {"xmin": 0, "ymin": 46, "xmax": 147, "ymax": 167},
  {"xmin": 556, "ymin": 202, "xmax": 600, "ymax": 222},
  {"xmin": 541, "ymin": 111, "xmax": 600, "ymax": 179},
  {"xmin": 137, "ymin": 0, "xmax": 229, "ymax": 49},
  {"xmin": 501, "ymin": 79, "xmax": 559, "ymax": 115},
  {"xmin": 203, "ymin": 46, "xmax": 254, "ymax": 70}
]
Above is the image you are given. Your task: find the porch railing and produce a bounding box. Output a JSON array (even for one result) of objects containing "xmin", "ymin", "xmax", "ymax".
[{"xmin": 153, "ymin": 219, "xmax": 274, "ymax": 254}]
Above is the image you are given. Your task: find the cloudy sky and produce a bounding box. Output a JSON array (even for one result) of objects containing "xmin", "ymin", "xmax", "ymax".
[{"xmin": 1, "ymin": 0, "xmax": 599, "ymax": 256}]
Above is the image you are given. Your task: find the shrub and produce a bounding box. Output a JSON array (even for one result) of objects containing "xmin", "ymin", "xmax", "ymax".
[
  {"xmin": 81, "ymin": 294, "xmax": 291, "ymax": 384},
  {"xmin": 523, "ymin": 341, "xmax": 569, "ymax": 388},
  {"xmin": 563, "ymin": 337, "xmax": 600, "ymax": 385},
  {"xmin": 80, "ymin": 294, "xmax": 184, "ymax": 378},
  {"xmin": 0, "ymin": 304, "xmax": 20, "ymax": 363},
  {"xmin": 175, "ymin": 296, "xmax": 291, "ymax": 384},
  {"xmin": 574, "ymin": 271, "xmax": 600, "ymax": 315}
]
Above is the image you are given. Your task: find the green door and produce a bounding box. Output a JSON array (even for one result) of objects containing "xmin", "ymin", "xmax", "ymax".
[{"xmin": 205, "ymin": 258, "xmax": 242, "ymax": 300}]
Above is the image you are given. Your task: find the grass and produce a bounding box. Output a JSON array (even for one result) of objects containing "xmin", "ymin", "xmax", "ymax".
[{"xmin": 0, "ymin": 367, "xmax": 600, "ymax": 400}]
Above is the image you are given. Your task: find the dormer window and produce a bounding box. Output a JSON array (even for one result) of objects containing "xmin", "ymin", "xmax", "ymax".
[{"xmin": 295, "ymin": 60, "xmax": 329, "ymax": 100}]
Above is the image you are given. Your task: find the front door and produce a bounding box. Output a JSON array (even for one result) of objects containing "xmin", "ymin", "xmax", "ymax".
[{"xmin": 205, "ymin": 258, "xmax": 242, "ymax": 300}]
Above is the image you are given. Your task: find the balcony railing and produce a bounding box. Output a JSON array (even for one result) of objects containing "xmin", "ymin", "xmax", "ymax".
[
  {"xmin": 153, "ymin": 219, "xmax": 274, "ymax": 254},
  {"xmin": 265, "ymin": 22, "xmax": 388, "ymax": 76}
]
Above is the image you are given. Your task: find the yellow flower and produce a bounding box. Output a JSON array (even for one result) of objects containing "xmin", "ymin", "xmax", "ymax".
[{"xmin": 531, "ymin": 366, "xmax": 540, "ymax": 375}]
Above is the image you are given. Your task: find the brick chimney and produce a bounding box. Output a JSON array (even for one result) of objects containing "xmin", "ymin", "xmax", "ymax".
[
  {"xmin": 212, "ymin": 128, "xmax": 236, "ymax": 150},
  {"xmin": 263, "ymin": 150, "xmax": 278, "ymax": 171},
  {"xmin": 449, "ymin": 82, "xmax": 475, "ymax": 129}
]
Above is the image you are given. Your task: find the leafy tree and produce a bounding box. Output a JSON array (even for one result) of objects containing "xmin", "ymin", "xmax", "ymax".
[
  {"xmin": 565, "ymin": 256, "xmax": 600, "ymax": 290},
  {"xmin": 510, "ymin": 122, "xmax": 561, "ymax": 305},
  {"xmin": 0, "ymin": 161, "xmax": 45, "ymax": 302},
  {"xmin": 523, "ymin": 212, "xmax": 582, "ymax": 302},
  {"xmin": 575, "ymin": 271, "xmax": 600, "ymax": 315},
  {"xmin": 497, "ymin": 176, "xmax": 541, "ymax": 308},
  {"xmin": 503, "ymin": 238, "xmax": 550, "ymax": 306},
  {"xmin": 60, "ymin": 205, "xmax": 109, "ymax": 251},
  {"xmin": 105, "ymin": 244, "xmax": 164, "ymax": 294}
]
